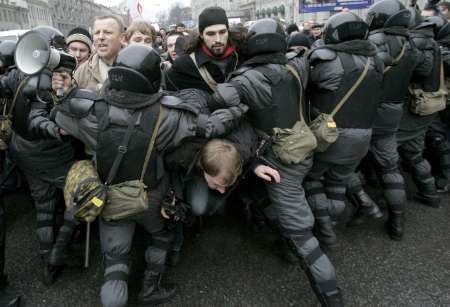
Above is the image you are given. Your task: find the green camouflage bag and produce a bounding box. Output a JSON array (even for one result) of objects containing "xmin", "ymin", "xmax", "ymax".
[
  {"xmin": 64, "ymin": 160, "xmax": 106, "ymax": 223},
  {"xmin": 101, "ymin": 180, "xmax": 148, "ymax": 222}
]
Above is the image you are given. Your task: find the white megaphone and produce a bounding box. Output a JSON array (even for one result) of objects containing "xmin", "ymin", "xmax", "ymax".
[{"xmin": 15, "ymin": 30, "xmax": 77, "ymax": 96}]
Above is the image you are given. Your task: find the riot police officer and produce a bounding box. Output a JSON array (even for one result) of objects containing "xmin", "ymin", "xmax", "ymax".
[
  {"xmin": 209, "ymin": 18, "xmax": 344, "ymax": 307},
  {"xmin": 52, "ymin": 44, "xmax": 249, "ymax": 307},
  {"xmin": 426, "ymin": 16, "xmax": 450, "ymax": 193},
  {"xmin": 347, "ymin": 0, "xmax": 418, "ymax": 240},
  {"xmin": 0, "ymin": 39, "xmax": 21, "ymax": 307},
  {"xmin": 304, "ymin": 12, "xmax": 384, "ymax": 248},
  {"xmin": 397, "ymin": 15, "xmax": 444, "ymax": 208}
]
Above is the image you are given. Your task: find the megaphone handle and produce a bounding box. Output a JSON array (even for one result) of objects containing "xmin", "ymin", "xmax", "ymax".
[{"xmin": 56, "ymin": 88, "xmax": 64, "ymax": 97}]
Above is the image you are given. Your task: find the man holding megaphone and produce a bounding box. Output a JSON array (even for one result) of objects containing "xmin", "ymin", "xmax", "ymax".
[{"xmin": 7, "ymin": 26, "xmax": 79, "ymax": 278}]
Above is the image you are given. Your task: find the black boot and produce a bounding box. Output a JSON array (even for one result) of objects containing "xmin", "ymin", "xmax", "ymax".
[
  {"xmin": 314, "ymin": 216, "xmax": 337, "ymax": 249},
  {"xmin": 0, "ymin": 290, "xmax": 20, "ymax": 307},
  {"xmin": 347, "ymin": 191, "xmax": 383, "ymax": 227},
  {"xmin": 322, "ymin": 289, "xmax": 344, "ymax": 307},
  {"xmin": 138, "ymin": 271, "xmax": 176, "ymax": 306},
  {"xmin": 386, "ymin": 210, "xmax": 404, "ymax": 241},
  {"xmin": 0, "ymin": 275, "xmax": 21, "ymax": 307},
  {"xmin": 414, "ymin": 180, "xmax": 440, "ymax": 208},
  {"xmin": 43, "ymin": 264, "xmax": 64, "ymax": 286},
  {"xmin": 415, "ymin": 192, "xmax": 440, "ymax": 208}
]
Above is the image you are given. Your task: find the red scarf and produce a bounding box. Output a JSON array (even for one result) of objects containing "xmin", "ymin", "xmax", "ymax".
[{"xmin": 201, "ymin": 43, "xmax": 235, "ymax": 60}]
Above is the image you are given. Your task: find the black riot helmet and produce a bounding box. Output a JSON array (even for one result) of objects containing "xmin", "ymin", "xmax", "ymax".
[
  {"xmin": 32, "ymin": 26, "xmax": 66, "ymax": 49},
  {"xmin": 366, "ymin": 0, "xmax": 412, "ymax": 31},
  {"xmin": 108, "ymin": 45, "xmax": 161, "ymax": 94},
  {"xmin": 323, "ymin": 12, "xmax": 369, "ymax": 44},
  {"xmin": 0, "ymin": 40, "xmax": 17, "ymax": 69},
  {"xmin": 245, "ymin": 18, "xmax": 287, "ymax": 56},
  {"xmin": 425, "ymin": 15, "xmax": 450, "ymax": 39}
]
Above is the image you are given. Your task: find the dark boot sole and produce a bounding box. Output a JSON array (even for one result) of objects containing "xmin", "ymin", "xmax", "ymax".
[
  {"xmin": 414, "ymin": 195, "xmax": 440, "ymax": 208},
  {"xmin": 138, "ymin": 291, "xmax": 176, "ymax": 306}
]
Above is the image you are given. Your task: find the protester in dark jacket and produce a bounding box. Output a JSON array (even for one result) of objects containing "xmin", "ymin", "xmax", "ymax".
[{"xmin": 164, "ymin": 6, "xmax": 239, "ymax": 93}]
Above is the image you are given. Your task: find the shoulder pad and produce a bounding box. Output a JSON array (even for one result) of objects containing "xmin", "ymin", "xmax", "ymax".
[
  {"xmin": 308, "ymin": 47, "xmax": 337, "ymax": 63},
  {"xmin": 22, "ymin": 73, "xmax": 52, "ymax": 99},
  {"xmin": 368, "ymin": 32, "xmax": 386, "ymax": 45},
  {"xmin": 66, "ymin": 96, "xmax": 95, "ymax": 118},
  {"xmin": 229, "ymin": 66, "xmax": 252, "ymax": 78},
  {"xmin": 286, "ymin": 51, "xmax": 301, "ymax": 60},
  {"xmin": 160, "ymin": 95, "xmax": 198, "ymax": 114},
  {"xmin": 70, "ymin": 88, "xmax": 99, "ymax": 101}
]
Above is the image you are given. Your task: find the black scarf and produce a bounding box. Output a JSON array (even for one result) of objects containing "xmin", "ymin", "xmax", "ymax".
[
  {"xmin": 103, "ymin": 84, "xmax": 162, "ymax": 110},
  {"xmin": 372, "ymin": 27, "xmax": 410, "ymax": 38},
  {"xmin": 242, "ymin": 52, "xmax": 288, "ymax": 66},
  {"xmin": 313, "ymin": 40, "xmax": 377, "ymax": 57}
]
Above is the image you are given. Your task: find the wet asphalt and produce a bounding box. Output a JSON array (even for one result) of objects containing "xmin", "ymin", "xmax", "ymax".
[{"xmin": 2, "ymin": 174, "xmax": 450, "ymax": 307}]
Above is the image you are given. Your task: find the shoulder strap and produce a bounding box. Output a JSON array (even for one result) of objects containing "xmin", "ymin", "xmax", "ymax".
[
  {"xmin": 330, "ymin": 57, "xmax": 371, "ymax": 117},
  {"xmin": 140, "ymin": 105, "xmax": 165, "ymax": 181},
  {"xmin": 105, "ymin": 111, "xmax": 140, "ymax": 184},
  {"xmin": 189, "ymin": 52, "xmax": 218, "ymax": 91},
  {"xmin": 7, "ymin": 77, "xmax": 29, "ymax": 117},
  {"xmin": 284, "ymin": 64, "xmax": 305, "ymax": 125},
  {"xmin": 384, "ymin": 44, "xmax": 406, "ymax": 73},
  {"xmin": 439, "ymin": 58, "xmax": 445, "ymax": 90}
]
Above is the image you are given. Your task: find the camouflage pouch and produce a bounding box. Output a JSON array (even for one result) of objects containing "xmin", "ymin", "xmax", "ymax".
[
  {"xmin": 64, "ymin": 160, "xmax": 106, "ymax": 223},
  {"xmin": 409, "ymin": 88, "xmax": 447, "ymax": 116},
  {"xmin": 0, "ymin": 116, "xmax": 12, "ymax": 150},
  {"xmin": 271, "ymin": 120, "xmax": 317, "ymax": 164},
  {"xmin": 0, "ymin": 99, "xmax": 12, "ymax": 149},
  {"xmin": 309, "ymin": 113, "xmax": 339, "ymax": 152},
  {"xmin": 101, "ymin": 180, "xmax": 149, "ymax": 222}
]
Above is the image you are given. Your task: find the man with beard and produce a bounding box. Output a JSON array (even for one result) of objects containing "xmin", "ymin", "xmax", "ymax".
[{"xmin": 164, "ymin": 6, "xmax": 239, "ymax": 93}]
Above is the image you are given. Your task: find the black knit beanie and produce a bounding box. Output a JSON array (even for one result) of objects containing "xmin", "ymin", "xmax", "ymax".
[
  {"xmin": 286, "ymin": 23, "xmax": 299, "ymax": 35},
  {"xmin": 66, "ymin": 27, "xmax": 92, "ymax": 51},
  {"xmin": 288, "ymin": 33, "xmax": 312, "ymax": 49},
  {"xmin": 198, "ymin": 6, "xmax": 229, "ymax": 34}
]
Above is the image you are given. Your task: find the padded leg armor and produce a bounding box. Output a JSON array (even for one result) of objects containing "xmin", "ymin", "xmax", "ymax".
[
  {"xmin": 263, "ymin": 152, "xmax": 342, "ymax": 306},
  {"xmin": 304, "ymin": 180, "xmax": 337, "ymax": 249},
  {"xmin": 426, "ymin": 119, "xmax": 450, "ymax": 192},
  {"xmin": 0, "ymin": 199, "xmax": 21, "ymax": 307},
  {"xmin": 99, "ymin": 194, "xmax": 176, "ymax": 307},
  {"xmin": 24, "ymin": 166, "xmax": 68, "ymax": 257},
  {"xmin": 139, "ymin": 232, "xmax": 176, "ymax": 306},
  {"xmin": 399, "ymin": 138, "xmax": 440, "ymax": 207},
  {"xmin": 346, "ymin": 174, "xmax": 382, "ymax": 227},
  {"xmin": 44, "ymin": 209, "xmax": 80, "ymax": 285},
  {"xmin": 370, "ymin": 134, "xmax": 407, "ymax": 240}
]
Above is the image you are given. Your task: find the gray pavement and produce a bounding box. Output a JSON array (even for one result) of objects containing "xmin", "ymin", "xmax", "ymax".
[{"xmin": 2, "ymin": 176, "xmax": 450, "ymax": 307}]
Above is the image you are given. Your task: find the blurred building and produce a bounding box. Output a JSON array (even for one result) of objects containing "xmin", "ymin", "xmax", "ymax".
[{"xmin": 0, "ymin": 0, "xmax": 127, "ymax": 35}]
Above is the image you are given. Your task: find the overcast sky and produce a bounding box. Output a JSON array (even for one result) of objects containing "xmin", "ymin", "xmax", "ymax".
[{"xmin": 94, "ymin": 0, "xmax": 190, "ymax": 10}]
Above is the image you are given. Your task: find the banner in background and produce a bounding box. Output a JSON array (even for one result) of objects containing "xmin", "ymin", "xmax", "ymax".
[{"xmin": 299, "ymin": 0, "xmax": 373, "ymax": 13}]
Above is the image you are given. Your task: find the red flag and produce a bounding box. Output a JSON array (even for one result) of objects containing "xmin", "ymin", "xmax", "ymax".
[{"xmin": 137, "ymin": 1, "xmax": 143, "ymax": 15}]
